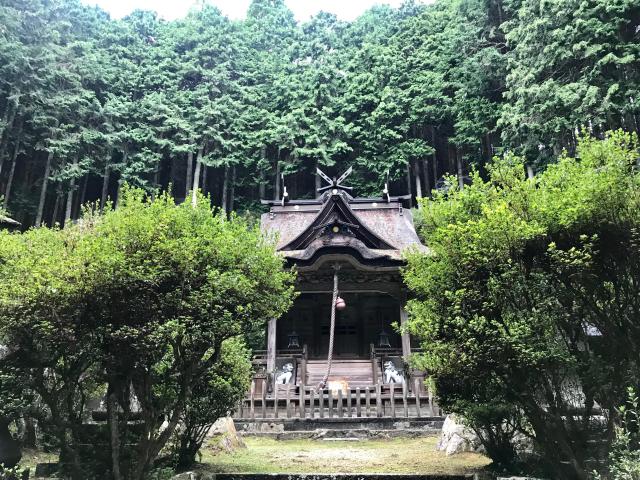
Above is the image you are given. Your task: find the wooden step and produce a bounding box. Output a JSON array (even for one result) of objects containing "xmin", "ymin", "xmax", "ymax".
[
  {"xmin": 306, "ymin": 359, "xmax": 372, "ymax": 364},
  {"xmin": 305, "ymin": 359, "xmax": 374, "ymax": 387}
]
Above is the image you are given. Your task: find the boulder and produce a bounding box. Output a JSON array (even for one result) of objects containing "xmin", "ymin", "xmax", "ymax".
[
  {"xmin": 206, "ymin": 416, "xmax": 233, "ymax": 437},
  {"xmin": 171, "ymin": 474, "xmax": 219, "ymax": 480},
  {"xmin": 171, "ymin": 472, "xmax": 201, "ymax": 480},
  {"xmin": 237, "ymin": 421, "xmax": 284, "ymax": 433},
  {"xmin": 206, "ymin": 417, "xmax": 245, "ymax": 453},
  {"xmin": 436, "ymin": 415, "xmax": 483, "ymax": 455}
]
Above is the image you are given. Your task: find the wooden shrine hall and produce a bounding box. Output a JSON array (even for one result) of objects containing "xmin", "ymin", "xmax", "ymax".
[{"xmin": 238, "ymin": 169, "xmax": 439, "ymax": 420}]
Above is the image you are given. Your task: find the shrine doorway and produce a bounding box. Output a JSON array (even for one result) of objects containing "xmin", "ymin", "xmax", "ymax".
[{"xmin": 276, "ymin": 291, "xmax": 402, "ymax": 360}]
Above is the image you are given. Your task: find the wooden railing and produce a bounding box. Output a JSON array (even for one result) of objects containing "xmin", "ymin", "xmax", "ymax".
[
  {"xmin": 253, "ymin": 345, "xmax": 308, "ymax": 386},
  {"xmin": 253, "ymin": 346, "xmax": 307, "ymax": 361},
  {"xmin": 369, "ymin": 344, "xmax": 424, "ymax": 359},
  {"xmin": 236, "ymin": 379, "xmax": 440, "ymax": 420}
]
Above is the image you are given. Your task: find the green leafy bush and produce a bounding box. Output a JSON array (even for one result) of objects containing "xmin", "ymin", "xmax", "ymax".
[
  {"xmin": 598, "ymin": 388, "xmax": 640, "ymax": 480},
  {"xmin": 0, "ymin": 188, "xmax": 295, "ymax": 480},
  {"xmin": 406, "ymin": 131, "xmax": 640, "ymax": 479}
]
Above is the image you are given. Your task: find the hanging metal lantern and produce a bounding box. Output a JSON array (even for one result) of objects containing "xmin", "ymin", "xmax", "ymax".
[
  {"xmin": 378, "ymin": 330, "xmax": 391, "ymax": 348},
  {"xmin": 287, "ymin": 331, "xmax": 300, "ymax": 349},
  {"xmin": 335, "ymin": 296, "xmax": 346, "ymax": 310}
]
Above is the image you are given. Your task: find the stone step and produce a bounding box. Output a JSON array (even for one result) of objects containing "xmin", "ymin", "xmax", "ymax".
[
  {"xmin": 180, "ymin": 474, "xmax": 475, "ymax": 480},
  {"xmin": 241, "ymin": 428, "xmax": 442, "ymax": 440},
  {"xmin": 305, "ymin": 379, "xmax": 374, "ymax": 388},
  {"xmin": 306, "ymin": 359, "xmax": 374, "ymax": 364},
  {"xmin": 236, "ymin": 417, "xmax": 446, "ymax": 434}
]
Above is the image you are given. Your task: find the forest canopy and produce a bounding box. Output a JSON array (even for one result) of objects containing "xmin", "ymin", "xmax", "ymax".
[{"xmin": 0, "ymin": 0, "xmax": 638, "ymax": 227}]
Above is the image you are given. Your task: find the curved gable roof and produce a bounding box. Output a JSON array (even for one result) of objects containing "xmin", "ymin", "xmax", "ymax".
[
  {"xmin": 261, "ymin": 192, "xmax": 426, "ymax": 266},
  {"xmin": 281, "ymin": 193, "xmax": 394, "ymax": 251}
]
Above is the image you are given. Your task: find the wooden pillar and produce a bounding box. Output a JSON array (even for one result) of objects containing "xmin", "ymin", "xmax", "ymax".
[
  {"xmin": 400, "ymin": 297, "xmax": 411, "ymax": 361},
  {"xmin": 267, "ymin": 318, "xmax": 277, "ymax": 375}
]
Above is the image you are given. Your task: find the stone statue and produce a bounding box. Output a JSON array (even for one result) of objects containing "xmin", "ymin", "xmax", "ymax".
[
  {"xmin": 275, "ymin": 362, "xmax": 294, "ymax": 384},
  {"xmin": 383, "ymin": 361, "xmax": 404, "ymax": 384}
]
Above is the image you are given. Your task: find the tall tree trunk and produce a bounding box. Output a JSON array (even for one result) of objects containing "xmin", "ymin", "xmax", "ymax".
[
  {"xmin": 191, "ymin": 146, "xmax": 203, "ymax": 207},
  {"xmin": 229, "ymin": 166, "xmax": 236, "ymax": 212},
  {"xmin": 107, "ymin": 389, "xmax": 122, "ymax": 480},
  {"xmin": 100, "ymin": 161, "xmax": 110, "ymax": 212},
  {"xmin": 74, "ymin": 173, "xmax": 88, "ymax": 219},
  {"xmin": 484, "ymin": 133, "xmax": 492, "ymax": 163},
  {"xmin": 152, "ymin": 167, "xmax": 159, "ymax": 196},
  {"xmin": 114, "ymin": 180, "xmax": 124, "ymax": 209},
  {"xmin": 421, "ymin": 159, "xmax": 431, "ymax": 198},
  {"xmin": 185, "ymin": 150, "xmax": 193, "ymax": 199},
  {"xmin": 0, "ymin": 107, "xmax": 17, "ymax": 176},
  {"xmin": 0, "ymin": 102, "xmax": 10, "ymax": 142},
  {"xmin": 291, "ymin": 168, "xmax": 298, "ymax": 199},
  {"xmin": 114, "ymin": 148, "xmax": 128, "ymax": 209},
  {"xmin": 201, "ymin": 166, "xmax": 208, "ymax": 194},
  {"xmin": 413, "ymin": 161, "xmax": 423, "ymax": 205},
  {"xmin": 221, "ymin": 165, "xmax": 229, "ymax": 213},
  {"xmin": 35, "ymin": 151, "xmax": 53, "ymax": 227},
  {"xmin": 258, "ymin": 168, "xmax": 265, "ymax": 200},
  {"xmin": 405, "ymin": 162, "xmax": 413, "ymax": 207},
  {"xmin": 3, "ymin": 121, "xmax": 22, "ymax": 209},
  {"xmin": 51, "ymin": 191, "xmax": 61, "ymax": 227},
  {"xmin": 569, "ymin": 129, "xmax": 578, "ymax": 156},
  {"xmin": 447, "ymin": 144, "xmax": 454, "ymax": 174},
  {"xmin": 431, "ymin": 127, "xmax": 438, "ymax": 188},
  {"xmin": 259, "ymin": 146, "xmax": 266, "ymax": 200},
  {"xmin": 23, "ymin": 418, "xmax": 36, "ymax": 449},
  {"xmin": 3, "ymin": 153, "xmax": 17, "ymax": 210},
  {"xmin": 64, "ymin": 159, "xmax": 78, "ymax": 225},
  {"xmin": 64, "ymin": 186, "xmax": 74, "ymax": 225},
  {"xmin": 456, "ymin": 148, "xmax": 464, "ymax": 189},
  {"xmin": 274, "ymin": 158, "xmax": 280, "ymax": 200}
]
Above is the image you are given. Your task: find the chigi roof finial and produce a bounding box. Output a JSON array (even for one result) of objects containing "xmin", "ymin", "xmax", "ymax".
[{"xmin": 316, "ymin": 166, "xmax": 353, "ymax": 195}]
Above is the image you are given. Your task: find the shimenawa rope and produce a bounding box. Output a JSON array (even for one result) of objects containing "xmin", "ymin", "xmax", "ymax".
[{"xmin": 317, "ymin": 269, "xmax": 339, "ymax": 391}]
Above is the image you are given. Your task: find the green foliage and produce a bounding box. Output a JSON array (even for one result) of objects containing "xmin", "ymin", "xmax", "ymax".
[
  {"xmin": 405, "ymin": 131, "xmax": 640, "ymax": 479},
  {"xmin": 0, "ymin": 187, "xmax": 295, "ymax": 479},
  {"xmin": 0, "ymin": 221, "xmax": 102, "ymax": 478},
  {"xmin": 596, "ymin": 388, "xmax": 640, "ymax": 480}
]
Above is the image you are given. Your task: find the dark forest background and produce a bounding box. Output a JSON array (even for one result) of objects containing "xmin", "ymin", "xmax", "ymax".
[{"xmin": 0, "ymin": 0, "xmax": 638, "ymax": 227}]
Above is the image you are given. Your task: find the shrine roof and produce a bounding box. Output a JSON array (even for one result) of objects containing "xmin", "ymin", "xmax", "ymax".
[
  {"xmin": 0, "ymin": 215, "xmax": 20, "ymax": 229},
  {"xmin": 260, "ymin": 192, "xmax": 427, "ymax": 267}
]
